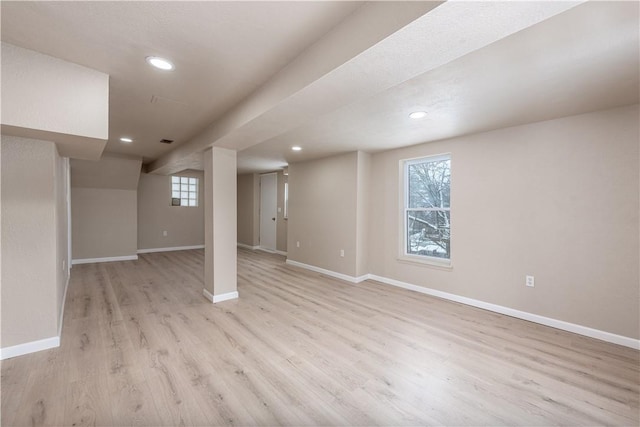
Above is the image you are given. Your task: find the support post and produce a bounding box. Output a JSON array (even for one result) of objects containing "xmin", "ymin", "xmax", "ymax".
[{"xmin": 203, "ymin": 147, "xmax": 238, "ymax": 303}]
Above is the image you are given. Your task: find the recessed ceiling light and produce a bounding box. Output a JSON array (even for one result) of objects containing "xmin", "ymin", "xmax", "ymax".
[
  {"xmin": 291, "ymin": 146, "xmax": 302, "ymax": 151},
  {"xmin": 120, "ymin": 137, "xmax": 133, "ymax": 143},
  {"xmin": 409, "ymin": 111, "xmax": 428, "ymax": 119},
  {"xmin": 146, "ymin": 56, "xmax": 174, "ymax": 71}
]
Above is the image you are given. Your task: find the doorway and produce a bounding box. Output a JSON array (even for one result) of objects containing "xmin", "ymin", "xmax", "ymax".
[{"xmin": 259, "ymin": 173, "xmax": 277, "ymax": 251}]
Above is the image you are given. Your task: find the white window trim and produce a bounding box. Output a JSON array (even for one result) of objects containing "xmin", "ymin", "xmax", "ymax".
[{"xmin": 398, "ymin": 153, "xmax": 452, "ymax": 269}]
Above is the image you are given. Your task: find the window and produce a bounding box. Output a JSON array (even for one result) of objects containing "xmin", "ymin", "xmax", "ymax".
[
  {"xmin": 403, "ymin": 154, "xmax": 451, "ymax": 262},
  {"xmin": 171, "ymin": 176, "xmax": 198, "ymax": 207}
]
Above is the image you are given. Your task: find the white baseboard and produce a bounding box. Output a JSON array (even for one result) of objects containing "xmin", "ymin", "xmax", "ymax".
[
  {"xmin": 203, "ymin": 288, "xmax": 214, "ymax": 302},
  {"xmin": 237, "ymin": 243, "xmax": 287, "ymax": 256},
  {"xmin": 237, "ymin": 243, "xmax": 259, "ymax": 250},
  {"xmin": 285, "ymin": 259, "xmax": 368, "ymax": 283},
  {"xmin": 213, "ymin": 291, "xmax": 239, "ymax": 303},
  {"xmin": 137, "ymin": 245, "xmax": 204, "ymax": 254},
  {"xmin": 285, "ymin": 259, "xmax": 639, "ymax": 350},
  {"xmin": 1, "ymin": 271, "xmax": 70, "ymax": 360},
  {"xmin": 72, "ymin": 255, "xmax": 138, "ymax": 265},
  {"xmin": 367, "ymin": 274, "xmax": 639, "ymax": 350},
  {"xmin": 203, "ymin": 289, "xmax": 239, "ymax": 303},
  {"xmin": 0, "ymin": 336, "xmax": 60, "ymax": 360},
  {"xmin": 257, "ymin": 246, "xmax": 287, "ymax": 256}
]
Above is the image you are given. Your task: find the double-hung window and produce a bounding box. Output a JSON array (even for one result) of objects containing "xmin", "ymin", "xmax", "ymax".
[
  {"xmin": 403, "ymin": 154, "xmax": 451, "ymax": 263},
  {"xmin": 171, "ymin": 176, "xmax": 198, "ymax": 207}
]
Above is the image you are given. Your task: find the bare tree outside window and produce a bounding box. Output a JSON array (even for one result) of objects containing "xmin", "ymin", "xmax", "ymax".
[{"xmin": 404, "ymin": 155, "xmax": 451, "ymax": 260}]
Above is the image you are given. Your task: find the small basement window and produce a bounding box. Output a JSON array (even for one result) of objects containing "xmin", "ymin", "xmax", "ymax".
[{"xmin": 171, "ymin": 176, "xmax": 198, "ymax": 207}]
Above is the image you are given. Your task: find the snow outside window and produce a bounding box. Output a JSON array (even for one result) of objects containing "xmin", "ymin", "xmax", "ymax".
[{"xmin": 403, "ymin": 154, "xmax": 451, "ymax": 261}]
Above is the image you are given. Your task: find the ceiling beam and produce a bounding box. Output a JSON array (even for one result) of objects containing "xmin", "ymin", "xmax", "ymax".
[
  {"xmin": 148, "ymin": 1, "xmax": 583, "ymax": 175},
  {"xmin": 147, "ymin": 1, "xmax": 442, "ymax": 174}
]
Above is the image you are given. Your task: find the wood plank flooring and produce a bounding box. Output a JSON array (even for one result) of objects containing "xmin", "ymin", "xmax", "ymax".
[{"xmin": 2, "ymin": 248, "xmax": 639, "ymax": 426}]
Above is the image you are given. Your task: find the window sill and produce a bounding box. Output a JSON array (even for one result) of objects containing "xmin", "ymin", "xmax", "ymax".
[{"xmin": 396, "ymin": 255, "xmax": 453, "ymax": 271}]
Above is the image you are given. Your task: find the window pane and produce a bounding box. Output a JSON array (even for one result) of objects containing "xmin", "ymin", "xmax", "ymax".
[
  {"xmin": 408, "ymin": 159, "xmax": 450, "ymax": 209},
  {"xmin": 406, "ymin": 210, "xmax": 450, "ymax": 259},
  {"xmin": 170, "ymin": 175, "xmax": 198, "ymax": 207}
]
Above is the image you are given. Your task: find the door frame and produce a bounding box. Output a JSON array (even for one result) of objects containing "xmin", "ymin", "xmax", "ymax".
[{"xmin": 259, "ymin": 172, "xmax": 278, "ymax": 251}]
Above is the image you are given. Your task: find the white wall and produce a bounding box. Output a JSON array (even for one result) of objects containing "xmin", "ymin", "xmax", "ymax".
[
  {"xmin": 288, "ymin": 152, "xmax": 369, "ymax": 277},
  {"xmin": 285, "ymin": 105, "xmax": 638, "ymax": 342},
  {"xmin": 355, "ymin": 152, "xmax": 371, "ymax": 277},
  {"xmin": 71, "ymin": 188, "xmax": 138, "ymax": 260},
  {"xmin": 237, "ymin": 173, "xmax": 260, "ymax": 247},
  {"xmin": 1, "ymin": 136, "xmax": 69, "ymax": 350},
  {"xmin": 70, "ymin": 155, "xmax": 141, "ymax": 261},
  {"xmin": 55, "ymin": 156, "xmax": 70, "ymax": 324},
  {"xmin": 368, "ymin": 105, "xmax": 639, "ymax": 340},
  {"xmin": 137, "ymin": 171, "xmax": 204, "ymax": 250}
]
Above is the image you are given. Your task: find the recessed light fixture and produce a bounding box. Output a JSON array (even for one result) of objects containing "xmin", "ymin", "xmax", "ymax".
[
  {"xmin": 146, "ymin": 56, "xmax": 174, "ymax": 71},
  {"xmin": 120, "ymin": 137, "xmax": 133, "ymax": 143},
  {"xmin": 291, "ymin": 146, "xmax": 302, "ymax": 151},
  {"xmin": 409, "ymin": 111, "xmax": 428, "ymax": 119}
]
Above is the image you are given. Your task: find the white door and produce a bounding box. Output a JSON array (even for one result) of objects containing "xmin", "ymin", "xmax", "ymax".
[{"xmin": 259, "ymin": 173, "xmax": 277, "ymax": 251}]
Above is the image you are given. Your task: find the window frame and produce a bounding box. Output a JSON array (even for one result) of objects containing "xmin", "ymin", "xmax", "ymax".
[
  {"xmin": 171, "ymin": 175, "xmax": 199, "ymax": 207},
  {"xmin": 399, "ymin": 153, "xmax": 452, "ymax": 268}
]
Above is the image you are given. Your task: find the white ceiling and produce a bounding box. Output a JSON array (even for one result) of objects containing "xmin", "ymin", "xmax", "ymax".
[
  {"xmin": 2, "ymin": 1, "xmax": 638, "ymax": 174},
  {"xmin": 1, "ymin": 0, "xmax": 363, "ymax": 163},
  {"xmin": 240, "ymin": 0, "xmax": 640, "ymax": 171}
]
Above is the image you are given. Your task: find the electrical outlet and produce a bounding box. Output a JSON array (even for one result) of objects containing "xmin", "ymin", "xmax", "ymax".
[
  {"xmin": 340, "ymin": 249, "xmax": 345, "ymax": 257},
  {"xmin": 526, "ymin": 275, "xmax": 535, "ymax": 287},
  {"xmin": 163, "ymin": 230, "xmax": 168, "ymax": 237},
  {"xmin": 296, "ymin": 241, "xmax": 300, "ymax": 248}
]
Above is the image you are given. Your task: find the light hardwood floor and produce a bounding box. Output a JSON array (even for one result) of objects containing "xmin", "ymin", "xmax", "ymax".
[{"xmin": 2, "ymin": 248, "xmax": 639, "ymax": 426}]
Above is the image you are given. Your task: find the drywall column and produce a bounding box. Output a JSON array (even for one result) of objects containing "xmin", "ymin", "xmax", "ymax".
[
  {"xmin": 203, "ymin": 147, "xmax": 238, "ymax": 302},
  {"xmin": 1, "ymin": 136, "xmax": 67, "ymax": 357}
]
